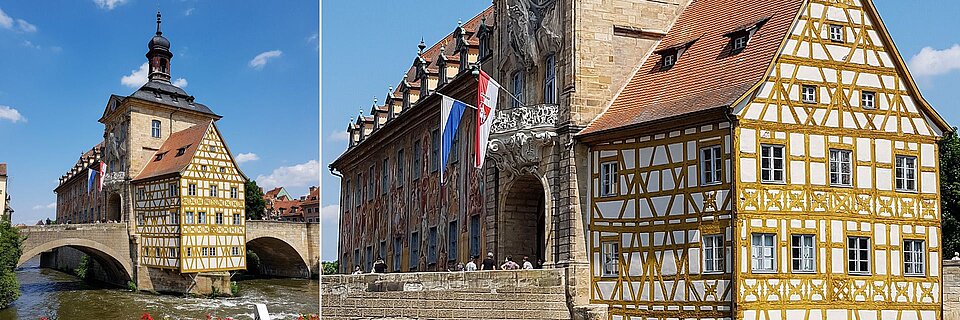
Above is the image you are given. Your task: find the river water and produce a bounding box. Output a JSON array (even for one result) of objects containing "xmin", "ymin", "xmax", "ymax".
[{"xmin": 0, "ymin": 257, "xmax": 319, "ymax": 320}]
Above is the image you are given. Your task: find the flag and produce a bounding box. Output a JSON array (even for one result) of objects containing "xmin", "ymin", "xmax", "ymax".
[
  {"xmin": 87, "ymin": 168, "xmax": 96, "ymax": 192},
  {"xmin": 475, "ymin": 70, "xmax": 501, "ymax": 168},
  {"xmin": 440, "ymin": 94, "xmax": 468, "ymax": 184},
  {"xmin": 99, "ymin": 161, "xmax": 106, "ymax": 192}
]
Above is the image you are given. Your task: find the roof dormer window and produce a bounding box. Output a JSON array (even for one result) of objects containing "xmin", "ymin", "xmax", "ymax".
[
  {"xmin": 723, "ymin": 17, "xmax": 769, "ymax": 55},
  {"xmin": 176, "ymin": 144, "xmax": 190, "ymax": 156},
  {"xmin": 654, "ymin": 38, "xmax": 696, "ymax": 70}
]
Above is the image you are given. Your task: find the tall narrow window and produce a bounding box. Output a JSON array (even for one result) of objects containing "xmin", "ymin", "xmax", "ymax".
[
  {"xmin": 230, "ymin": 187, "xmax": 238, "ymax": 199},
  {"xmin": 428, "ymin": 226, "xmax": 438, "ymax": 264},
  {"xmin": 233, "ymin": 213, "xmax": 240, "ymax": 225},
  {"xmin": 896, "ymin": 155, "xmax": 917, "ymax": 192},
  {"xmin": 829, "ymin": 24, "xmax": 844, "ymax": 42},
  {"xmin": 544, "ymin": 55, "xmax": 557, "ymax": 104},
  {"xmin": 448, "ymin": 221, "xmax": 458, "ymax": 261},
  {"xmin": 861, "ymin": 91, "xmax": 875, "ymax": 109},
  {"xmin": 355, "ymin": 173, "xmax": 363, "ymax": 207},
  {"xmin": 701, "ymin": 146, "xmax": 723, "ymax": 185},
  {"xmin": 151, "ymin": 120, "xmax": 161, "ymax": 138},
  {"xmin": 430, "ymin": 130, "xmax": 440, "ymax": 173},
  {"xmin": 345, "ymin": 180, "xmax": 351, "ymax": 209},
  {"xmin": 410, "ymin": 232, "xmax": 421, "ymax": 270},
  {"xmin": 829, "ymin": 149, "xmax": 853, "ymax": 187},
  {"xmin": 188, "ymin": 184, "xmax": 197, "ymax": 196},
  {"xmin": 847, "ymin": 236, "xmax": 871, "ymax": 274},
  {"xmin": 365, "ymin": 246, "xmax": 373, "ymax": 272},
  {"xmin": 512, "ymin": 71, "xmax": 524, "ymax": 108},
  {"xmin": 600, "ymin": 161, "xmax": 618, "ymax": 197},
  {"xmin": 802, "ymin": 85, "xmax": 818, "ymax": 104},
  {"xmin": 381, "ymin": 158, "xmax": 389, "ymax": 194},
  {"xmin": 215, "ymin": 212, "xmax": 224, "ymax": 224},
  {"xmin": 198, "ymin": 211, "xmax": 206, "ymax": 224},
  {"xmin": 354, "ymin": 248, "xmax": 361, "ymax": 270},
  {"xmin": 185, "ymin": 211, "xmax": 194, "ymax": 224},
  {"xmin": 168, "ymin": 183, "xmax": 178, "ymax": 197},
  {"xmin": 368, "ymin": 166, "xmax": 375, "ymax": 200},
  {"xmin": 210, "ymin": 185, "xmax": 218, "ymax": 197},
  {"xmin": 791, "ymin": 234, "xmax": 816, "ymax": 272},
  {"xmin": 751, "ymin": 233, "xmax": 776, "ymax": 272},
  {"xmin": 396, "ymin": 149, "xmax": 405, "ymax": 187},
  {"xmin": 413, "ymin": 140, "xmax": 422, "ymax": 180},
  {"xmin": 469, "ymin": 215, "xmax": 481, "ymax": 258},
  {"xmin": 394, "ymin": 236, "xmax": 403, "ymax": 272},
  {"xmin": 601, "ymin": 241, "xmax": 619, "ymax": 276},
  {"xmin": 703, "ymin": 234, "xmax": 724, "ymax": 273},
  {"xmin": 903, "ymin": 239, "xmax": 925, "ymax": 276},
  {"xmin": 760, "ymin": 145, "xmax": 785, "ymax": 183}
]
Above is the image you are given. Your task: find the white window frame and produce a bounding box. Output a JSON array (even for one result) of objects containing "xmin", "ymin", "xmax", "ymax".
[
  {"xmin": 791, "ymin": 234, "xmax": 816, "ymax": 273},
  {"xmin": 151, "ymin": 120, "xmax": 161, "ymax": 138},
  {"xmin": 829, "ymin": 149, "xmax": 853, "ymax": 187},
  {"xmin": 760, "ymin": 145, "xmax": 785, "ymax": 183},
  {"xmin": 751, "ymin": 233, "xmax": 776, "ymax": 272},
  {"xmin": 663, "ymin": 53, "xmax": 675, "ymax": 67},
  {"xmin": 895, "ymin": 155, "xmax": 917, "ymax": 192},
  {"xmin": 703, "ymin": 234, "xmax": 724, "ymax": 273},
  {"xmin": 829, "ymin": 24, "xmax": 844, "ymax": 42},
  {"xmin": 847, "ymin": 236, "xmax": 871, "ymax": 275},
  {"xmin": 732, "ymin": 36, "xmax": 747, "ymax": 51},
  {"xmin": 861, "ymin": 91, "xmax": 875, "ymax": 109},
  {"xmin": 600, "ymin": 161, "xmax": 619, "ymax": 197},
  {"xmin": 700, "ymin": 145, "xmax": 723, "ymax": 185},
  {"xmin": 801, "ymin": 85, "xmax": 817, "ymax": 104},
  {"xmin": 904, "ymin": 239, "xmax": 925, "ymax": 276},
  {"xmin": 601, "ymin": 241, "xmax": 619, "ymax": 277}
]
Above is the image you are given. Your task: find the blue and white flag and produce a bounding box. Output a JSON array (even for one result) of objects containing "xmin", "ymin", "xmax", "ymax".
[
  {"xmin": 86, "ymin": 168, "xmax": 97, "ymax": 192},
  {"xmin": 440, "ymin": 94, "xmax": 468, "ymax": 184}
]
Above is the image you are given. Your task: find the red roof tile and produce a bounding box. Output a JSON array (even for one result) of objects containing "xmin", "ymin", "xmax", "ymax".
[
  {"xmin": 580, "ymin": 0, "xmax": 803, "ymax": 136},
  {"xmin": 133, "ymin": 121, "xmax": 212, "ymax": 181}
]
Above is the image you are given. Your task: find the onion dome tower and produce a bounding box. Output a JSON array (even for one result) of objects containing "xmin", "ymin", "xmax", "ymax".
[{"xmin": 146, "ymin": 11, "xmax": 173, "ymax": 83}]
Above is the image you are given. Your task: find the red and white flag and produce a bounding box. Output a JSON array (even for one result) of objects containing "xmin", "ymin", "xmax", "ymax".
[
  {"xmin": 475, "ymin": 70, "xmax": 500, "ymax": 169},
  {"xmin": 99, "ymin": 161, "xmax": 106, "ymax": 192}
]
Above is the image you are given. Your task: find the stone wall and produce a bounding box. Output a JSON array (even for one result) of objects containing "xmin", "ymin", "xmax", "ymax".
[
  {"xmin": 946, "ymin": 260, "xmax": 960, "ymax": 320},
  {"xmin": 322, "ymin": 269, "xmax": 574, "ymax": 320}
]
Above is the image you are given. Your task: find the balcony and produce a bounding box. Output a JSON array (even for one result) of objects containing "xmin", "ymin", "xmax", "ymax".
[
  {"xmin": 491, "ymin": 103, "xmax": 558, "ymax": 135},
  {"xmin": 102, "ymin": 172, "xmax": 128, "ymax": 186}
]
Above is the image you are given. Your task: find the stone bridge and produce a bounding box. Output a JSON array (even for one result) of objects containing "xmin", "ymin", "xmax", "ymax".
[{"xmin": 17, "ymin": 220, "xmax": 319, "ymax": 286}]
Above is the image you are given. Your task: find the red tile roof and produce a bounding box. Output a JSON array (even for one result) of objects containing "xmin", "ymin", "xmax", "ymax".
[
  {"xmin": 580, "ymin": 0, "xmax": 803, "ymax": 136},
  {"xmin": 133, "ymin": 121, "xmax": 211, "ymax": 181}
]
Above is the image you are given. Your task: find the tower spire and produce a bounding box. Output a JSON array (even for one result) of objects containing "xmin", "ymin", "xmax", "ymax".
[{"xmin": 156, "ymin": 11, "xmax": 162, "ymax": 35}]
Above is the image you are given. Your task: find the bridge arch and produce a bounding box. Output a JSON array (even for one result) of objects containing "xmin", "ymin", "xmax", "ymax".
[
  {"xmin": 246, "ymin": 235, "xmax": 311, "ymax": 278},
  {"xmin": 18, "ymin": 238, "xmax": 134, "ymax": 285}
]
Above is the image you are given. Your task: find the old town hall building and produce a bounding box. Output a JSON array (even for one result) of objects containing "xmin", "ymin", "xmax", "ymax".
[
  {"xmin": 56, "ymin": 13, "xmax": 246, "ymax": 290},
  {"xmin": 333, "ymin": 0, "xmax": 948, "ymax": 319}
]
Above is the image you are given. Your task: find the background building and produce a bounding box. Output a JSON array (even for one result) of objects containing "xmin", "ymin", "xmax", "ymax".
[
  {"xmin": 0, "ymin": 163, "xmax": 10, "ymax": 222},
  {"xmin": 54, "ymin": 143, "xmax": 105, "ymax": 224}
]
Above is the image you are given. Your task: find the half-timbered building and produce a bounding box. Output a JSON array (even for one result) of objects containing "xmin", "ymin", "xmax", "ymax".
[{"xmin": 579, "ymin": 0, "xmax": 950, "ymax": 319}]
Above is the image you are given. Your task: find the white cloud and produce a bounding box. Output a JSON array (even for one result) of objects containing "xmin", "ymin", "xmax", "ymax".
[
  {"xmin": 184, "ymin": 8, "xmax": 195, "ymax": 16},
  {"xmin": 908, "ymin": 44, "xmax": 960, "ymax": 77},
  {"xmin": 329, "ymin": 130, "xmax": 350, "ymax": 142},
  {"xmin": 16, "ymin": 19, "xmax": 35, "ymax": 33},
  {"xmin": 173, "ymin": 78, "xmax": 188, "ymax": 88},
  {"xmin": 256, "ymin": 160, "xmax": 320, "ymax": 189},
  {"xmin": 235, "ymin": 153, "xmax": 260, "ymax": 164},
  {"xmin": 321, "ymin": 204, "xmax": 339, "ymax": 222},
  {"xmin": 0, "ymin": 8, "xmax": 36, "ymax": 33},
  {"xmin": 93, "ymin": 0, "xmax": 128, "ymax": 10},
  {"xmin": 307, "ymin": 33, "xmax": 319, "ymax": 51},
  {"xmin": 121, "ymin": 62, "xmax": 189, "ymax": 88},
  {"xmin": 0, "ymin": 8, "xmax": 11, "ymax": 29},
  {"xmin": 121, "ymin": 63, "xmax": 149, "ymax": 88},
  {"xmin": 0, "ymin": 105, "xmax": 25, "ymax": 123},
  {"xmin": 32, "ymin": 203, "xmax": 55, "ymax": 210},
  {"xmin": 21, "ymin": 40, "xmax": 39, "ymax": 49},
  {"xmin": 249, "ymin": 50, "xmax": 283, "ymax": 70}
]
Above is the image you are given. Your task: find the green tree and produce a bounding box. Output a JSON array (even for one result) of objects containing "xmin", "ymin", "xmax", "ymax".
[
  {"xmin": 940, "ymin": 129, "xmax": 960, "ymax": 257},
  {"xmin": 322, "ymin": 261, "xmax": 339, "ymax": 275},
  {"xmin": 0, "ymin": 221, "xmax": 23, "ymax": 309},
  {"xmin": 244, "ymin": 179, "xmax": 267, "ymax": 220}
]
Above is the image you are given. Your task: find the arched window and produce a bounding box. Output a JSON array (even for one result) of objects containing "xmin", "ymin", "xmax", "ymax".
[{"xmin": 159, "ymin": 58, "xmax": 168, "ymax": 73}]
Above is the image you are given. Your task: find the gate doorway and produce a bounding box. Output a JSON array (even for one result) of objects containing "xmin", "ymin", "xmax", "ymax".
[{"xmin": 499, "ymin": 174, "xmax": 546, "ymax": 265}]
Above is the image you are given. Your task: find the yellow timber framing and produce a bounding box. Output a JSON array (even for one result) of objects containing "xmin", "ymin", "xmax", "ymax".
[
  {"xmin": 589, "ymin": 121, "xmax": 735, "ymax": 320},
  {"xmin": 179, "ymin": 123, "xmax": 246, "ymax": 273}
]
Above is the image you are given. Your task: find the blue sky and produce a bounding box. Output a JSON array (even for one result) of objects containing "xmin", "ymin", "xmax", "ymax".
[
  {"xmin": 321, "ymin": 1, "xmax": 960, "ymax": 261},
  {"xmin": 0, "ymin": 1, "xmax": 319, "ymax": 226}
]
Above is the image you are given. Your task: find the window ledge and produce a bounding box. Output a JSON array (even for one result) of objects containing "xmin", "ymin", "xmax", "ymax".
[
  {"xmin": 751, "ymin": 270, "xmax": 778, "ymax": 274},
  {"xmin": 848, "ymin": 272, "xmax": 872, "ymax": 276}
]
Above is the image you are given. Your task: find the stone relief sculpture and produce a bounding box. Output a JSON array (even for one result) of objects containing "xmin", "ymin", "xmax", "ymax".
[
  {"xmin": 506, "ymin": 0, "xmax": 561, "ymax": 67},
  {"xmin": 488, "ymin": 131, "xmax": 557, "ymax": 177}
]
